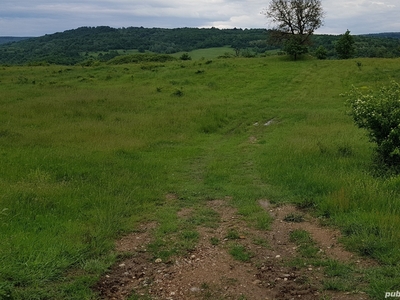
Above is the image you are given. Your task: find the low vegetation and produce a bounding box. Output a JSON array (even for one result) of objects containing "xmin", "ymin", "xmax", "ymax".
[{"xmin": 1, "ymin": 54, "xmax": 400, "ymax": 299}]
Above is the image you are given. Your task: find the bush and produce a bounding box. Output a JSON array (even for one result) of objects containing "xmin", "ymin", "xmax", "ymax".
[
  {"xmin": 345, "ymin": 81, "xmax": 400, "ymax": 168},
  {"xmin": 315, "ymin": 46, "xmax": 328, "ymax": 59},
  {"xmin": 179, "ymin": 53, "xmax": 192, "ymax": 60}
]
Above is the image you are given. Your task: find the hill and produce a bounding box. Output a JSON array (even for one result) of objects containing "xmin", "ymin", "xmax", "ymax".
[
  {"xmin": 0, "ymin": 26, "xmax": 399, "ymax": 65},
  {"xmin": 0, "ymin": 36, "xmax": 32, "ymax": 45}
]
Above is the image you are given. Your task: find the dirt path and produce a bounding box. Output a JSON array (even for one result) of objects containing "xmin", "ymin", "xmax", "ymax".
[{"xmin": 94, "ymin": 199, "xmax": 374, "ymax": 300}]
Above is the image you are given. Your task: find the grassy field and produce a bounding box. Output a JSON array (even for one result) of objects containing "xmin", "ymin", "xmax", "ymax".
[
  {"xmin": 171, "ymin": 47, "xmax": 234, "ymax": 59},
  {"xmin": 1, "ymin": 55, "xmax": 400, "ymax": 299}
]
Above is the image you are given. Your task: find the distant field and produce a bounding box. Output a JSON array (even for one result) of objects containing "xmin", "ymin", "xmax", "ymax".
[
  {"xmin": 171, "ymin": 47, "xmax": 234, "ymax": 59},
  {"xmin": 1, "ymin": 56, "xmax": 400, "ymax": 299},
  {"xmin": 83, "ymin": 47, "xmax": 235, "ymax": 61}
]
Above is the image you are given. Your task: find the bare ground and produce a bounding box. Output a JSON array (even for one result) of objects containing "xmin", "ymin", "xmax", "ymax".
[{"xmin": 94, "ymin": 198, "xmax": 375, "ymax": 300}]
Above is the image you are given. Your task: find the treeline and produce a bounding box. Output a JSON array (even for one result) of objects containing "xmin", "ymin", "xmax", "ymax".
[
  {"xmin": 312, "ymin": 33, "xmax": 400, "ymax": 59},
  {"xmin": 0, "ymin": 37, "xmax": 31, "ymax": 45},
  {"xmin": 0, "ymin": 26, "xmax": 399, "ymax": 65},
  {"xmin": 0, "ymin": 26, "xmax": 273, "ymax": 65}
]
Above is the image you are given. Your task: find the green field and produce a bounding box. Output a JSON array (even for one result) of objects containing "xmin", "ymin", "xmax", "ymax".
[
  {"xmin": 1, "ymin": 55, "xmax": 400, "ymax": 299},
  {"xmin": 171, "ymin": 47, "xmax": 234, "ymax": 59}
]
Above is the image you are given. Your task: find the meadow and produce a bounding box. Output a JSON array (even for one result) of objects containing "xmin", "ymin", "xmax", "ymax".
[{"xmin": 1, "ymin": 54, "xmax": 400, "ymax": 299}]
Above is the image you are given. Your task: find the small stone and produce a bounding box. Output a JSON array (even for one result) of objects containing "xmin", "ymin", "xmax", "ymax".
[
  {"xmin": 190, "ymin": 255, "xmax": 196, "ymax": 260},
  {"xmin": 275, "ymin": 255, "xmax": 281, "ymax": 258},
  {"xmin": 253, "ymin": 279, "xmax": 262, "ymax": 285},
  {"xmin": 119, "ymin": 263, "xmax": 126, "ymax": 267},
  {"xmin": 308, "ymin": 267, "xmax": 313, "ymax": 271},
  {"xmin": 155, "ymin": 258, "xmax": 162, "ymax": 263}
]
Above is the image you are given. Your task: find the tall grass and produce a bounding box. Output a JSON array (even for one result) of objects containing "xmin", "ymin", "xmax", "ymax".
[{"xmin": 1, "ymin": 57, "xmax": 400, "ymax": 299}]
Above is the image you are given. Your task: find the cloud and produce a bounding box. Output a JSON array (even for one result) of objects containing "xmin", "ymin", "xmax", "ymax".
[{"xmin": 0, "ymin": 0, "xmax": 399, "ymax": 36}]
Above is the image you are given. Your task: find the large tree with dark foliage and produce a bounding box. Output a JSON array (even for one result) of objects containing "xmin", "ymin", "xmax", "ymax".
[{"xmin": 262, "ymin": 0, "xmax": 324, "ymax": 60}]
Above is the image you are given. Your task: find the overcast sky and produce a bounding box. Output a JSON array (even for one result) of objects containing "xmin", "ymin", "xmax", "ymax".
[{"xmin": 1, "ymin": 0, "xmax": 399, "ymax": 37}]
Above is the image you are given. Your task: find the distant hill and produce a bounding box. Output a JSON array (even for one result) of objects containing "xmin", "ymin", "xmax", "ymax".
[
  {"xmin": 0, "ymin": 27, "xmax": 399, "ymax": 65},
  {"xmin": 0, "ymin": 37, "xmax": 32, "ymax": 45},
  {"xmin": 362, "ymin": 32, "xmax": 400, "ymax": 39}
]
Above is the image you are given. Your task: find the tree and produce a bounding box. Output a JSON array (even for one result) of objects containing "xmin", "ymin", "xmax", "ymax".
[
  {"xmin": 335, "ymin": 30, "xmax": 355, "ymax": 59},
  {"xmin": 315, "ymin": 45, "xmax": 327, "ymax": 59},
  {"xmin": 283, "ymin": 35, "xmax": 309, "ymax": 60},
  {"xmin": 262, "ymin": 0, "xmax": 324, "ymax": 60}
]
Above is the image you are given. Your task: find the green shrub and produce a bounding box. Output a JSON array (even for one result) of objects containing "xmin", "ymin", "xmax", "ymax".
[
  {"xmin": 179, "ymin": 53, "xmax": 192, "ymax": 60},
  {"xmin": 345, "ymin": 81, "xmax": 400, "ymax": 169},
  {"xmin": 315, "ymin": 45, "xmax": 328, "ymax": 60}
]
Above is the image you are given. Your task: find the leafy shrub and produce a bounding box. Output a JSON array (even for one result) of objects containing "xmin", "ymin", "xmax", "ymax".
[
  {"xmin": 315, "ymin": 45, "xmax": 327, "ymax": 59},
  {"xmin": 179, "ymin": 53, "xmax": 192, "ymax": 60},
  {"xmin": 345, "ymin": 81, "xmax": 400, "ymax": 168}
]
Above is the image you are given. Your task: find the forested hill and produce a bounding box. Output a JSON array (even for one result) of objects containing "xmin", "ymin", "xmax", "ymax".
[
  {"xmin": 0, "ymin": 27, "xmax": 271, "ymax": 65},
  {"xmin": 0, "ymin": 37, "xmax": 32, "ymax": 45},
  {"xmin": 362, "ymin": 32, "xmax": 400, "ymax": 39},
  {"xmin": 0, "ymin": 26, "xmax": 399, "ymax": 65}
]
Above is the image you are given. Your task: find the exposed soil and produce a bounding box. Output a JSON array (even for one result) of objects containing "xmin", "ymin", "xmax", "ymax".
[{"xmin": 94, "ymin": 198, "xmax": 374, "ymax": 300}]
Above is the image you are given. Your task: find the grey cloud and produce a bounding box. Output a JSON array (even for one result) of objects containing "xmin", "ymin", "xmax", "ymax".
[{"xmin": 0, "ymin": 0, "xmax": 399, "ymax": 36}]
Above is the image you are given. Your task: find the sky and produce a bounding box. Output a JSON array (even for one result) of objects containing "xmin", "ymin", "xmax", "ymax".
[{"xmin": 1, "ymin": 0, "xmax": 399, "ymax": 37}]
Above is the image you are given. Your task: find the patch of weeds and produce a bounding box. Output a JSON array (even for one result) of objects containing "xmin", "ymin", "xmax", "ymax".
[
  {"xmin": 322, "ymin": 259, "xmax": 353, "ymax": 278},
  {"xmin": 299, "ymin": 244, "xmax": 320, "ymax": 258},
  {"xmin": 0, "ymin": 281, "xmax": 13, "ymax": 300},
  {"xmin": 147, "ymin": 238, "xmax": 177, "ymax": 261},
  {"xmin": 252, "ymin": 237, "xmax": 270, "ymax": 248},
  {"xmin": 365, "ymin": 266, "xmax": 400, "ymax": 299},
  {"xmin": 81, "ymin": 258, "xmax": 112, "ymax": 274},
  {"xmin": 283, "ymin": 213, "xmax": 304, "ymax": 223},
  {"xmin": 186, "ymin": 207, "xmax": 220, "ymax": 228},
  {"xmin": 229, "ymin": 244, "xmax": 252, "ymax": 262},
  {"xmin": 225, "ymin": 228, "xmax": 240, "ymax": 240},
  {"xmin": 181, "ymin": 230, "xmax": 199, "ymax": 241},
  {"xmin": 286, "ymin": 256, "xmax": 307, "ymax": 268},
  {"xmin": 289, "ymin": 229, "xmax": 312, "ymax": 244},
  {"xmin": 254, "ymin": 213, "xmax": 272, "ymax": 230},
  {"xmin": 172, "ymin": 88, "xmax": 184, "ymax": 97},
  {"xmin": 323, "ymin": 278, "xmax": 351, "ymax": 291},
  {"xmin": 289, "ymin": 229, "xmax": 320, "ymax": 258},
  {"xmin": 201, "ymin": 282, "xmax": 210, "ymax": 290},
  {"xmin": 210, "ymin": 237, "xmax": 220, "ymax": 246},
  {"xmin": 177, "ymin": 230, "xmax": 200, "ymax": 252},
  {"xmin": 295, "ymin": 198, "xmax": 317, "ymax": 210}
]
